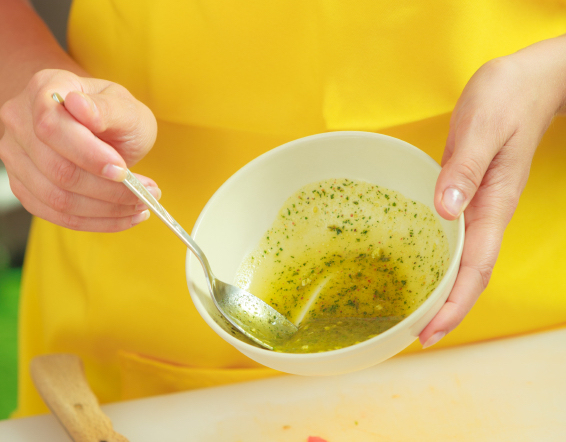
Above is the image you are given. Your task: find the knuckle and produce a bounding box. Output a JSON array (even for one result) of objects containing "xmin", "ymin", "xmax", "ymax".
[
  {"xmin": 18, "ymin": 199, "xmax": 35, "ymax": 217},
  {"xmin": 453, "ymin": 104, "xmax": 511, "ymax": 149},
  {"xmin": 478, "ymin": 57, "xmax": 504, "ymax": 77},
  {"xmin": 0, "ymin": 139, "xmax": 8, "ymax": 164},
  {"xmin": 112, "ymin": 183, "xmax": 139, "ymax": 204},
  {"xmin": 105, "ymin": 82, "xmax": 131, "ymax": 99},
  {"xmin": 479, "ymin": 56, "xmax": 516, "ymax": 80},
  {"xmin": 0, "ymin": 100, "xmax": 17, "ymax": 129},
  {"xmin": 483, "ymin": 167, "xmax": 524, "ymax": 216},
  {"xmin": 34, "ymin": 106, "xmax": 58, "ymax": 142},
  {"xmin": 488, "ymin": 178, "xmax": 522, "ymax": 213},
  {"xmin": 28, "ymin": 70, "xmax": 52, "ymax": 92},
  {"xmin": 59, "ymin": 213, "xmax": 82, "ymax": 230},
  {"xmin": 452, "ymin": 157, "xmax": 485, "ymax": 191},
  {"xmin": 507, "ymin": 188, "xmax": 522, "ymax": 211},
  {"xmin": 139, "ymin": 107, "xmax": 158, "ymax": 149},
  {"xmin": 107, "ymin": 219, "xmax": 131, "ymax": 233},
  {"xmin": 8, "ymin": 180, "xmax": 36, "ymax": 217},
  {"xmin": 445, "ymin": 300, "xmax": 468, "ymax": 330},
  {"xmin": 98, "ymin": 84, "xmax": 141, "ymax": 133},
  {"xmin": 33, "ymin": 70, "xmax": 81, "ymax": 141},
  {"xmin": 47, "ymin": 187, "xmax": 75, "ymax": 213},
  {"xmin": 52, "ymin": 160, "xmax": 81, "ymax": 189},
  {"xmin": 108, "ymin": 202, "xmax": 131, "ymax": 218},
  {"xmin": 51, "ymin": 69, "xmax": 78, "ymax": 83},
  {"xmin": 8, "ymin": 177, "xmax": 24, "ymax": 201},
  {"xmin": 30, "ymin": 69, "xmax": 74, "ymax": 91},
  {"xmin": 470, "ymin": 263, "xmax": 494, "ymax": 291},
  {"xmin": 455, "ymin": 110, "xmax": 494, "ymax": 143}
]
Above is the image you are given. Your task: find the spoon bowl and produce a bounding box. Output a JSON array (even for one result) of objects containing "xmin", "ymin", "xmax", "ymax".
[{"xmin": 122, "ymin": 171, "xmax": 298, "ymax": 349}]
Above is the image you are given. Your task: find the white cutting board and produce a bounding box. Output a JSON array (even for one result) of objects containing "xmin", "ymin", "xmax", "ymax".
[{"xmin": 2, "ymin": 328, "xmax": 566, "ymax": 441}]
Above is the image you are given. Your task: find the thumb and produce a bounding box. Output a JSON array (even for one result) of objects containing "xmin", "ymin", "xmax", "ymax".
[
  {"xmin": 435, "ymin": 126, "xmax": 502, "ymax": 220},
  {"xmin": 64, "ymin": 87, "xmax": 157, "ymax": 167}
]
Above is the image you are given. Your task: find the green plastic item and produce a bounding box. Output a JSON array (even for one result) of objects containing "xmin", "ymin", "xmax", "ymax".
[{"xmin": 0, "ymin": 267, "xmax": 21, "ymax": 420}]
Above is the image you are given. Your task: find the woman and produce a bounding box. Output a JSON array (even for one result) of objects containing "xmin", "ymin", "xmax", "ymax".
[{"xmin": 1, "ymin": 0, "xmax": 565, "ymax": 417}]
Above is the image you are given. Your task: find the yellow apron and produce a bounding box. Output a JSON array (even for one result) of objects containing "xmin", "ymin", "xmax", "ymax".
[{"xmin": 14, "ymin": 0, "xmax": 566, "ymax": 417}]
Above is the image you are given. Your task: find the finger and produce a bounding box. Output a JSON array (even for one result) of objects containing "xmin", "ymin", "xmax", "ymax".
[
  {"xmin": 7, "ymin": 149, "xmax": 147, "ymax": 218},
  {"xmin": 9, "ymin": 176, "xmax": 151, "ymax": 232},
  {"xmin": 32, "ymin": 90, "xmax": 128, "ymax": 181},
  {"xmin": 420, "ymin": 149, "xmax": 531, "ymax": 348},
  {"xmin": 64, "ymin": 87, "xmax": 157, "ymax": 165},
  {"xmin": 435, "ymin": 119, "xmax": 507, "ymax": 221},
  {"xmin": 20, "ymin": 131, "xmax": 160, "ymax": 204},
  {"xmin": 418, "ymin": 214, "xmax": 503, "ymax": 349},
  {"xmin": 64, "ymin": 86, "xmax": 153, "ymax": 137}
]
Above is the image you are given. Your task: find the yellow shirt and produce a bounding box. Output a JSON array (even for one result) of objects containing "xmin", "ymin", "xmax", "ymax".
[{"xmin": 14, "ymin": 0, "xmax": 566, "ymax": 417}]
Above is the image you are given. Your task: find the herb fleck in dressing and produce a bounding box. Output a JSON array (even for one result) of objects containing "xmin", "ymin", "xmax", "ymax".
[{"xmin": 236, "ymin": 179, "xmax": 450, "ymax": 353}]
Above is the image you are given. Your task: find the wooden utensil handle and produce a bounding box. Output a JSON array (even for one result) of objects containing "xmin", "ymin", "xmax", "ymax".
[{"xmin": 30, "ymin": 354, "xmax": 128, "ymax": 442}]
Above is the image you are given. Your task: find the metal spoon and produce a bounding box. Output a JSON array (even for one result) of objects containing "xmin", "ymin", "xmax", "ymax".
[
  {"xmin": 52, "ymin": 92, "xmax": 298, "ymax": 350},
  {"xmin": 121, "ymin": 169, "xmax": 298, "ymax": 349}
]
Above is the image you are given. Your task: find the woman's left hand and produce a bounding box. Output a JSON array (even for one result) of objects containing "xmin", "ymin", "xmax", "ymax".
[{"xmin": 419, "ymin": 36, "xmax": 566, "ymax": 348}]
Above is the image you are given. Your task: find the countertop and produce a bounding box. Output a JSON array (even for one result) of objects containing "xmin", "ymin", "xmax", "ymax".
[{"xmin": 1, "ymin": 327, "xmax": 565, "ymax": 441}]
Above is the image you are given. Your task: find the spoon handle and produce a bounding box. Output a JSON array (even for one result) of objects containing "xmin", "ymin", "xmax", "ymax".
[
  {"xmin": 30, "ymin": 354, "xmax": 128, "ymax": 442},
  {"xmin": 50, "ymin": 93, "xmax": 215, "ymax": 287},
  {"xmin": 123, "ymin": 171, "xmax": 214, "ymax": 277}
]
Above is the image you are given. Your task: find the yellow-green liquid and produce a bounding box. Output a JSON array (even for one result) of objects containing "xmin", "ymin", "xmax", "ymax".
[{"xmin": 236, "ymin": 179, "xmax": 450, "ymax": 353}]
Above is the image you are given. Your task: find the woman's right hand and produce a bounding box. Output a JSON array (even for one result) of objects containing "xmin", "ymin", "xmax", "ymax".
[{"xmin": 0, "ymin": 69, "xmax": 159, "ymax": 232}]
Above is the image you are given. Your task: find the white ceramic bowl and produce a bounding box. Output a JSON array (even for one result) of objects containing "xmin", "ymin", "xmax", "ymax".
[{"xmin": 187, "ymin": 131, "xmax": 464, "ymax": 376}]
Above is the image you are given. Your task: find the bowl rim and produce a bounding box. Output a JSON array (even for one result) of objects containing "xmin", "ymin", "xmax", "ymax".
[{"xmin": 187, "ymin": 130, "xmax": 465, "ymax": 359}]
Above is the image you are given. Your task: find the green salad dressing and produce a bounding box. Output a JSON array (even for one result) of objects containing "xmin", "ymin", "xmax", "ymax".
[{"xmin": 235, "ymin": 179, "xmax": 450, "ymax": 353}]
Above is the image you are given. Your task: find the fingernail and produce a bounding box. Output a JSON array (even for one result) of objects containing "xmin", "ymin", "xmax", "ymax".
[
  {"xmin": 135, "ymin": 203, "xmax": 148, "ymax": 212},
  {"xmin": 132, "ymin": 210, "xmax": 150, "ymax": 225},
  {"xmin": 148, "ymin": 186, "xmax": 162, "ymax": 200},
  {"xmin": 102, "ymin": 164, "xmax": 127, "ymax": 182},
  {"xmin": 442, "ymin": 187, "xmax": 465, "ymax": 217},
  {"xmin": 422, "ymin": 331, "xmax": 446, "ymax": 349}
]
